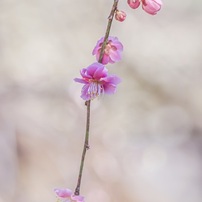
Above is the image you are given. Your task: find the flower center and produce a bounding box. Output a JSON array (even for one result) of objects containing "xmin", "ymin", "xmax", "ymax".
[{"xmin": 104, "ymin": 42, "xmax": 117, "ymax": 55}]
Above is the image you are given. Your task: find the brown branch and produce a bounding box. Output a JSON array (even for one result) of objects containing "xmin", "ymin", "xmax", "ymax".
[{"xmin": 74, "ymin": 0, "xmax": 119, "ymax": 195}]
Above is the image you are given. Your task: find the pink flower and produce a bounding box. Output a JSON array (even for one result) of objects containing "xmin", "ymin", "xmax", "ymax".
[
  {"xmin": 92, "ymin": 36, "xmax": 123, "ymax": 65},
  {"xmin": 115, "ymin": 10, "xmax": 127, "ymax": 22},
  {"xmin": 74, "ymin": 62, "xmax": 121, "ymax": 101},
  {"xmin": 127, "ymin": 0, "xmax": 162, "ymax": 15},
  {"xmin": 54, "ymin": 188, "xmax": 84, "ymax": 202}
]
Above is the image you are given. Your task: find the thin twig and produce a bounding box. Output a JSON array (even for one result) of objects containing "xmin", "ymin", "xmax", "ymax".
[
  {"xmin": 74, "ymin": 100, "xmax": 91, "ymax": 195},
  {"xmin": 74, "ymin": 0, "xmax": 119, "ymax": 195}
]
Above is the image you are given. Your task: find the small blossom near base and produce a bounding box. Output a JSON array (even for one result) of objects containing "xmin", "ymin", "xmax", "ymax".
[
  {"xmin": 54, "ymin": 188, "xmax": 84, "ymax": 202},
  {"xmin": 74, "ymin": 62, "xmax": 121, "ymax": 101},
  {"xmin": 92, "ymin": 36, "xmax": 123, "ymax": 65}
]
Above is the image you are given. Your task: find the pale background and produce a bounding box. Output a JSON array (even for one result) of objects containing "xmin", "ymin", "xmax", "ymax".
[{"xmin": 0, "ymin": 0, "xmax": 202, "ymax": 202}]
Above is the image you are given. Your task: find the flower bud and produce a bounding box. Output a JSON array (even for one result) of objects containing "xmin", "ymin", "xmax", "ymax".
[
  {"xmin": 127, "ymin": 0, "xmax": 162, "ymax": 15},
  {"xmin": 142, "ymin": 0, "xmax": 162, "ymax": 15},
  {"xmin": 115, "ymin": 10, "xmax": 126, "ymax": 22},
  {"xmin": 127, "ymin": 0, "xmax": 140, "ymax": 9}
]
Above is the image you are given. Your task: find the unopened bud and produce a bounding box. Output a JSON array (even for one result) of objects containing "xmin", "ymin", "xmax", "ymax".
[{"xmin": 115, "ymin": 10, "xmax": 126, "ymax": 22}]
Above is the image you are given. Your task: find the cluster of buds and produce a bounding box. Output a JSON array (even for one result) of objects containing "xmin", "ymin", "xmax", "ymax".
[
  {"xmin": 115, "ymin": 0, "xmax": 163, "ymax": 24},
  {"xmin": 73, "ymin": 0, "xmax": 163, "ymax": 101},
  {"xmin": 128, "ymin": 0, "xmax": 162, "ymax": 15}
]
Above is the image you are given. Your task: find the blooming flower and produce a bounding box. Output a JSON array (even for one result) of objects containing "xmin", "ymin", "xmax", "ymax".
[
  {"xmin": 54, "ymin": 188, "xmax": 84, "ymax": 202},
  {"xmin": 74, "ymin": 62, "xmax": 121, "ymax": 101},
  {"xmin": 127, "ymin": 0, "xmax": 162, "ymax": 15},
  {"xmin": 92, "ymin": 36, "xmax": 123, "ymax": 65},
  {"xmin": 115, "ymin": 10, "xmax": 127, "ymax": 22}
]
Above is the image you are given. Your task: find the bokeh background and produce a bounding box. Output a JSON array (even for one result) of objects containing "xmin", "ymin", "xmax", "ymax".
[{"xmin": 0, "ymin": 0, "xmax": 202, "ymax": 202}]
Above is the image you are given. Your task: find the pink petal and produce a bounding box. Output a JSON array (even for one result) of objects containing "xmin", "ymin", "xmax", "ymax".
[
  {"xmin": 109, "ymin": 50, "xmax": 122, "ymax": 62},
  {"xmin": 54, "ymin": 188, "xmax": 72, "ymax": 198},
  {"xmin": 112, "ymin": 42, "xmax": 123, "ymax": 51},
  {"xmin": 93, "ymin": 65, "xmax": 108, "ymax": 79},
  {"xmin": 102, "ymin": 75, "xmax": 121, "ymax": 94},
  {"xmin": 108, "ymin": 37, "xmax": 123, "ymax": 50},
  {"xmin": 92, "ymin": 46, "xmax": 100, "ymax": 55},
  {"xmin": 101, "ymin": 54, "xmax": 110, "ymax": 65},
  {"xmin": 95, "ymin": 52, "xmax": 100, "ymax": 62},
  {"xmin": 103, "ymin": 83, "xmax": 117, "ymax": 94},
  {"xmin": 71, "ymin": 195, "xmax": 85, "ymax": 202},
  {"xmin": 103, "ymin": 75, "xmax": 122, "ymax": 85},
  {"xmin": 86, "ymin": 63, "xmax": 100, "ymax": 77},
  {"xmin": 92, "ymin": 38, "xmax": 104, "ymax": 55},
  {"xmin": 108, "ymin": 36, "xmax": 118, "ymax": 42},
  {"xmin": 81, "ymin": 84, "xmax": 91, "ymax": 101},
  {"xmin": 74, "ymin": 78, "xmax": 88, "ymax": 84},
  {"xmin": 80, "ymin": 68, "xmax": 92, "ymax": 79}
]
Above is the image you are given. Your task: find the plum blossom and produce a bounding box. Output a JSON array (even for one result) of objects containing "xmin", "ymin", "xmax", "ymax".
[
  {"xmin": 54, "ymin": 188, "xmax": 84, "ymax": 202},
  {"xmin": 127, "ymin": 0, "xmax": 162, "ymax": 15},
  {"xmin": 74, "ymin": 62, "xmax": 121, "ymax": 101},
  {"xmin": 115, "ymin": 10, "xmax": 127, "ymax": 22},
  {"xmin": 92, "ymin": 36, "xmax": 123, "ymax": 65}
]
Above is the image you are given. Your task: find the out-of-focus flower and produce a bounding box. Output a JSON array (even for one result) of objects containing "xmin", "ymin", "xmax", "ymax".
[
  {"xmin": 127, "ymin": 0, "xmax": 162, "ymax": 15},
  {"xmin": 54, "ymin": 188, "xmax": 72, "ymax": 198},
  {"xmin": 71, "ymin": 195, "xmax": 84, "ymax": 202},
  {"xmin": 74, "ymin": 62, "xmax": 121, "ymax": 101},
  {"xmin": 54, "ymin": 188, "xmax": 84, "ymax": 202},
  {"xmin": 115, "ymin": 10, "xmax": 127, "ymax": 22},
  {"xmin": 92, "ymin": 36, "xmax": 123, "ymax": 65}
]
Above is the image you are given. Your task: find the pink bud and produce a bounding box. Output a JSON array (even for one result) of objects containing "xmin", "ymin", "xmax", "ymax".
[
  {"xmin": 115, "ymin": 10, "xmax": 127, "ymax": 22},
  {"xmin": 142, "ymin": 0, "xmax": 162, "ymax": 15},
  {"xmin": 127, "ymin": 0, "xmax": 141, "ymax": 9},
  {"xmin": 127, "ymin": 0, "xmax": 162, "ymax": 15}
]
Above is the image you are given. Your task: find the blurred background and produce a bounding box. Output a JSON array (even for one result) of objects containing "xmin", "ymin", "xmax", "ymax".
[{"xmin": 0, "ymin": 0, "xmax": 202, "ymax": 202}]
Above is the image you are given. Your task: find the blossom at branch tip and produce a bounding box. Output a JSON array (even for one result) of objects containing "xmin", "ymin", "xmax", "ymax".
[
  {"xmin": 54, "ymin": 188, "xmax": 84, "ymax": 202},
  {"xmin": 127, "ymin": 0, "xmax": 162, "ymax": 15},
  {"xmin": 115, "ymin": 10, "xmax": 127, "ymax": 22},
  {"xmin": 74, "ymin": 62, "xmax": 121, "ymax": 101},
  {"xmin": 92, "ymin": 36, "xmax": 123, "ymax": 65}
]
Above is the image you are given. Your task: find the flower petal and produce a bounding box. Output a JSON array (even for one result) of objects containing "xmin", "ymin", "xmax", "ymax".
[
  {"xmin": 80, "ymin": 68, "xmax": 92, "ymax": 79},
  {"xmin": 92, "ymin": 38, "xmax": 104, "ymax": 55},
  {"xmin": 86, "ymin": 63, "xmax": 102, "ymax": 77},
  {"xmin": 93, "ymin": 64, "xmax": 108, "ymax": 79},
  {"xmin": 102, "ymin": 75, "xmax": 122, "ymax": 85},
  {"xmin": 109, "ymin": 50, "xmax": 122, "ymax": 62},
  {"xmin": 103, "ymin": 83, "xmax": 117, "ymax": 94},
  {"xmin": 101, "ymin": 54, "xmax": 110, "ymax": 64},
  {"xmin": 81, "ymin": 84, "xmax": 91, "ymax": 100},
  {"xmin": 71, "ymin": 194, "xmax": 85, "ymax": 202},
  {"xmin": 54, "ymin": 188, "xmax": 72, "ymax": 198},
  {"xmin": 74, "ymin": 78, "xmax": 88, "ymax": 84}
]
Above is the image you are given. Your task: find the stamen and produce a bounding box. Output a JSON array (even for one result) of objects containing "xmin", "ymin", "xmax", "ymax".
[{"xmin": 88, "ymin": 81, "xmax": 104, "ymax": 100}]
